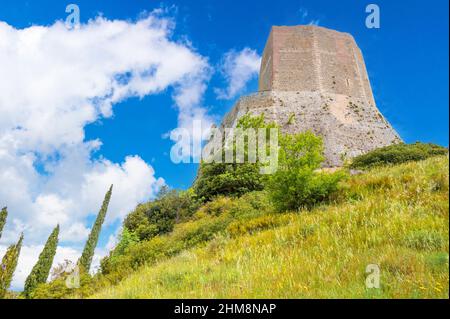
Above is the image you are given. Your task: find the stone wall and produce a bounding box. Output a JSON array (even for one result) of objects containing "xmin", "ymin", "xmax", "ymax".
[{"xmin": 217, "ymin": 91, "xmax": 401, "ymax": 166}]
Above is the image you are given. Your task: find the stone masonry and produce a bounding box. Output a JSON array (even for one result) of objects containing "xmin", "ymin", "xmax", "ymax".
[{"xmin": 208, "ymin": 25, "xmax": 402, "ymax": 167}]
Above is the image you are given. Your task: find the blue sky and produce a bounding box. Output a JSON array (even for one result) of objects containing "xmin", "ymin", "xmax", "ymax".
[
  {"xmin": 1, "ymin": 0, "xmax": 448, "ymax": 189},
  {"xmin": 0, "ymin": 0, "xmax": 448, "ymax": 289}
]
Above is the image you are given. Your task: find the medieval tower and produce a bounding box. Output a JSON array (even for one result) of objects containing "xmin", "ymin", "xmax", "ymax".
[{"xmin": 209, "ymin": 25, "xmax": 401, "ymax": 166}]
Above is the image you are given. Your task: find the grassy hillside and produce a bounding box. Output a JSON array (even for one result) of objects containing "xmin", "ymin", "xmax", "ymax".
[{"xmin": 91, "ymin": 156, "xmax": 449, "ymax": 299}]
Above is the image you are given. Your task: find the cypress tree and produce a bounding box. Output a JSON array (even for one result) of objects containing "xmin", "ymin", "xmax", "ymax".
[
  {"xmin": 23, "ymin": 225, "xmax": 60, "ymax": 298},
  {"xmin": 0, "ymin": 233, "xmax": 24, "ymax": 298},
  {"xmin": 78, "ymin": 185, "xmax": 113, "ymax": 272},
  {"xmin": 0, "ymin": 207, "xmax": 7, "ymax": 240}
]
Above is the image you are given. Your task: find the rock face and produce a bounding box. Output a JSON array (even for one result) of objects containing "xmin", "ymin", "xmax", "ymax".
[{"xmin": 210, "ymin": 25, "xmax": 401, "ymax": 167}]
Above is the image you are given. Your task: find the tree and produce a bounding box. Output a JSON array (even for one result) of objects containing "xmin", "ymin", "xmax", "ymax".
[
  {"xmin": 266, "ymin": 131, "xmax": 344, "ymax": 211},
  {"xmin": 194, "ymin": 114, "xmax": 278, "ymax": 202},
  {"xmin": 0, "ymin": 207, "xmax": 7, "ymax": 240},
  {"xmin": 78, "ymin": 185, "xmax": 113, "ymax": 272},
  {"xmin": 0, "ymin": 233, "xmax": 24, "ymax": 298},
  {"xmin": 23, "ymin": 225, "xmax": 60, "ymax": 298}
]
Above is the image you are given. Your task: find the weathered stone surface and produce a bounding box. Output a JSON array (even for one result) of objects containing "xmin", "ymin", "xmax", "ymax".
[{"xmin": 208, "ymin": 25, "xmax": 402, "ymax": 167}]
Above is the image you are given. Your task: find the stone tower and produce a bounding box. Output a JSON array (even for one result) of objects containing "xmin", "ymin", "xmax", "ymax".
[{"xmin": 210, "ymin": 25, "xmax": 401, "ymax": 166}]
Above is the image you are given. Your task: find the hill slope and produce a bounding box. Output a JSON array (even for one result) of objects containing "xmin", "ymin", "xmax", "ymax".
[{"xmin": 92, "ymin": 156, "xmax": 449, "ymax": 299}]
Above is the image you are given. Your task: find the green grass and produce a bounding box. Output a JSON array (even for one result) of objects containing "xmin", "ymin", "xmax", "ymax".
[{"xmin": 91, "ymin": 156, "xmax": 449, "ymax": 299}]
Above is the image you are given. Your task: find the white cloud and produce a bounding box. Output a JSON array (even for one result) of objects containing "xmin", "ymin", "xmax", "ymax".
[
  {"xmin": 0, "ymin": 11, "xmax": 213, "ymax": 290},
  {"xmin": 0, "ymin": 13, "xmax": 211, "ymax": 154},
  {"xmin": 214, "ymin": 48, "xmax": 261, "ymax": 100},
  {"xmin": 60, "ymin": 223, "xmax": 90, "ymax": 242}
]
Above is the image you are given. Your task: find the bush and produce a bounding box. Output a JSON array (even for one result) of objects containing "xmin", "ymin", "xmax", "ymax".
[
  {"xmin": 350, "ymin": 142, "xmax": 448, "ymax": 169},
  {"xmin": 194, "ymin": 163, "xmax": 265, "ymax": 202},
  {"xmin": 266, "ymin": 131, "xmax": 345, "ymax": 211},
  {"xmin": 123, "ymin": 187, "xmax": 199, "ymax": 241}
]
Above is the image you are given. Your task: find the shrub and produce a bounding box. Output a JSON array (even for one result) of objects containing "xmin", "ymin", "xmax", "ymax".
[
  {"xmin": 194, "ymin": 162, "xmax": 265, "ymax": 202},
  {"xmin": 350, "ymin": 142, "xmax": 448, "ymax": 169},
  {"xmin": 113, "ymin": 227, "xmax": 139, "ymax": 256},
  {"xmin": 123, "ymin": 187, "xmax": 199, "ymax": 241},
  {"xmin": 196, "ymin": 196, "xmax": 236, "ymax": 216},
  {"xmin": 30, "ymin": 271, "xmax": 94, "ymax": 299},
  {"xmin": 266, "ymin": 131, "xmax": 345, "ymax": 211}
]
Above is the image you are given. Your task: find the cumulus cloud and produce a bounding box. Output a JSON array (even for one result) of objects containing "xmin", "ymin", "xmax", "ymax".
[
  {"xmin": 214, "ymin": 48, "xmax": 261, "ymax": 100},
  {"xmin": 0, "ymin": 13, "xmax": 211, "ymax": 154},
  {"xmin": 0, "ymin": 11, "xmax": 212, "ymax": 289}
]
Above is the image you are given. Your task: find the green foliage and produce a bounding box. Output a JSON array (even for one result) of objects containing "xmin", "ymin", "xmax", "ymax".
[
  {"xmin": 194, "ymin": 163, "xmax": 265, "ymax": 202},
  {"xmin": 23, "ymin": 225, "xmax": 60, "ymax": 298},
  {"xmin": 0, "ymin": 207, "xmax": 7, "ymax": 240},
  {"xmin": 112, "ymin": 227, "xmax": 139, "ymax": 256},
  {"xmin": 0, "ymin": 234, "xmax": 23, "ymax": 298},
  {"xmin": 78, "ymin": 185, "xmax": 113, "ymax": 272},
  {"xmin": 266, "ymin": 131, "xmax": 344, "ymax": 211},
  {"xmin": 350, "ymin": 142, "xmax": 448, "ymax": 169},
  {"xmin": 123, "ymin": 187, "xmax": 199, "ymax": 241},
  {"xmin": 30, "ymin": 270, "xmax": 94, "ymax": 299},
  {"xmin": 194, "ymin": 114, "xmax": 277, "ymax": 202}
]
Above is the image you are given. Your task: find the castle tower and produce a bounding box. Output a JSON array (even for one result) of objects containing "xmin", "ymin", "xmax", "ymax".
[
  {"xmin": 259, "ymin": 26, "xmax": 375, "ymax": 106},
  {"xmin": 211, "ymin": 25, "xmax": 401, "ymax": 166}
]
